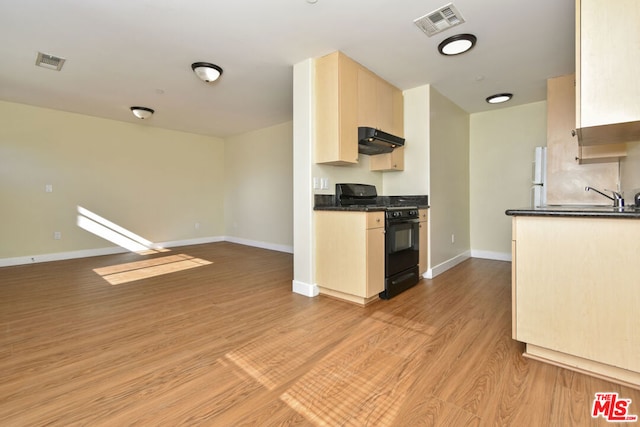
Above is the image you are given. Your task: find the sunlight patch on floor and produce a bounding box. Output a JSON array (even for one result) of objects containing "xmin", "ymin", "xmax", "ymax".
[
  {"xmin": 279, "ymin": 317, "xmax": 422, "ymax": 426},
  {"xmin": 93, "ymin": 254, "xmax": 212, "ymax": 285},
  {"xmin": 224, "ymin": 315, "xmax": 429, "ymax": 425},
  {"xmin": 77, "ymin": 206, "xmax": 212, "ymax": 285}
]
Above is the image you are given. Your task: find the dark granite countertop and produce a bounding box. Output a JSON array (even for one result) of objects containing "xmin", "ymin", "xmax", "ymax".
[
  {"xmin": 314, "ymin": 194, "xmax": 429, "ymax": 211},
  {"xmin": 505, "ymin": 205, "xmax": 640, "ymax": 219},
  {"xmin": 314, "ymin": 204, "xmax": 430, "ymax": 212}
]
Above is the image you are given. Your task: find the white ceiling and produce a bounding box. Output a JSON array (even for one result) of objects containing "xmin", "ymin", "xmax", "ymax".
[{"xmin": 0, "ymin": 0, "xmax": 575, "ymax": 138}]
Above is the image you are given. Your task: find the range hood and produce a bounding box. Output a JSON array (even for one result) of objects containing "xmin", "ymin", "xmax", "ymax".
[{"xmin": 358, "ymin": 127, "xmax": 405, "ymax": 155}]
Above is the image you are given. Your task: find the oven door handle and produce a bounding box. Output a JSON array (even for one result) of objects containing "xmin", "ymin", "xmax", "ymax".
[{"xmin": 386, "ymin": 218, "xmax": 420, "ymax": 225}]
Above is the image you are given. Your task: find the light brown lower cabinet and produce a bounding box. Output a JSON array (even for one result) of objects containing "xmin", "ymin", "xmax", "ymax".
[
  {"xmin": 418, "ymin": 209, "xmax": 429, "ymax": 276},
  {"xmin": 512, "ymin": 215, "xmax": 640, "ymax": 388},
  {"xmin": 315, "ymin": 211, "xmax": 385, "ymax": 305}
]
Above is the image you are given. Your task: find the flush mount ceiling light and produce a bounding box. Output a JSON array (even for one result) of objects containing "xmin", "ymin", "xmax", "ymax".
[
  {"xmin": 191, "ymin": 62, "xmax": 223, "ymax": 83},
  {"xmin": 130, "ymin": 106, "xmax": 154, "ymax": 119},
  {"xmin": 486, "ymin": 93, "xmax": 513, "ymax": 104},
  {"xmin": 438, "ymin": 33, "xmax": 477, "ymax": 55}
]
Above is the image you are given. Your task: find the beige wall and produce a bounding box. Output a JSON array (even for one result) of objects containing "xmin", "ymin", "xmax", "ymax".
[
  {"xmin": 0, "ymin": 101, "xmax": 297, "ymax": 264},
  {"xmin": 0, "ymin": 100, "xmax": 228, "ymax": 263},
  {"xmin": 469, "ymin": 101, "xmax": 547, "ymax": 258},
  {"xmin": 429, "ymin": 87, "xmax": 470, "ymax": 269},
  {"xmin": 224, "ymin": 121, "xmax": 293, "ymax": 251}
]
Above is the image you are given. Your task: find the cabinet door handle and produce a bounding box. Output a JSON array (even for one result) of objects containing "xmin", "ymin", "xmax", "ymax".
[{"xmin": 571, "ymin": 129, "xmax": 576, "ymax": 137}]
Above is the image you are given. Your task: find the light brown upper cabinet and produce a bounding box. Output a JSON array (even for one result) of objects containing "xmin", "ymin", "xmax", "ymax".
[
  {"xmin": 357, "ymin": 67, "xmax": 404, "ymax": 171},
  {"xmin": 369, "ymin": 147, "xmax": 405, "ymax": 171},
  {"xmin": 575, "ymin": 0, "xmax": 640, "ymax": 145},
  {"xmin": 314, "ymin": 51, "xmax": 404, "ymax": 166},
  {"xmin": 546, "ymin": 74, "xmax": 621, "ymax": 204},
  {"xmin": 548, "ymin": 74, "xmax": 625, "ymax": 167},
  {"xmin": 314, "ymin": 52, "xmax": 359, "ymax": 165},
  {"xmin": 357, "ymin": 68, "xmax": 404, "ymax": 138}
]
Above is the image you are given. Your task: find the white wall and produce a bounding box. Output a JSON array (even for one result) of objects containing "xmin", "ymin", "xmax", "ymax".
[
  {"xmin": 383, "ymin": 86, "xmax": 430, "ymax": 196},
  {"xmin": 312, "ymin": 156, "xmax": 382, "ymax": 196},
  {"xmin": 292, "ymin": 59, "xmax": 317, "ymax": 296},
  {"xmin": 469, "ymin": 101, "xmax": 547, "ymax": 259},
  {"xmin": 0, "ymin": 100, "xmax": 225, "ymax": 263}
]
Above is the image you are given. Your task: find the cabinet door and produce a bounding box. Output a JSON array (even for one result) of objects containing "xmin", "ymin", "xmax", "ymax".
[
  {"xmin": 376, "ymin": 80, "xmax": 394, "ymax": 133},
  {"xmin": 578, "ymin": 0, "xmax": 640, "ymax": 128},
  {"xmin": 546, "ymin": 74, "xmax": 621, "ymax": 205},
  {"xmin": 315, "ymin": 211, "xmax": 385, "ymax": 302},
  {"xmin": 314, "ymin": 52, "xmax": 358, "ymax": 165},
  {"xmin": 370, "ymin": 147, "xmax": 404, "ymax": 171},
  {"xmin": 357, "ymin": 68, "xmax": 378, "ymax": 128},
  {"xmin": 514, "ymin": 216, "xmax": 640, "ymax": 373},
  {"xmin": 366, "ymin": 227, "xmax": 385, "ymax": 297},
  {"xmin": 418, "ymin": 209, "xmax": 428, "ymax": 275},
  {"xmin": 391, "ymin": 87, "xmax": 404, "ymax": 137},
  {"xmin": 357, "ymin": 67, "xmax": 404, "ymax": 137}
]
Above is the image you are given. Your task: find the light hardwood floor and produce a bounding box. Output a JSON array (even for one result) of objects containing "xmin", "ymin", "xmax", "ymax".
[{"xmin": 1, "ymin": 242, "xmax": 638, "ymax": 426}]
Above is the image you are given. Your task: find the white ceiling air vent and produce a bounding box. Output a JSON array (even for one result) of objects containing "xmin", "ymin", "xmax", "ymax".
[
  {"xmin": 414, "ymin": 3, "xmax": 466, "ymax": 37},
  {"xmin": 35, "ymin": 52, "xmax": 66, "ymax": 71}
]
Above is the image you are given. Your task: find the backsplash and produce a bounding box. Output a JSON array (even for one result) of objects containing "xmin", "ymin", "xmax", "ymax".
[{"xmin": 620, "ymin": 141, "xmax": 640, "ymax": 200}]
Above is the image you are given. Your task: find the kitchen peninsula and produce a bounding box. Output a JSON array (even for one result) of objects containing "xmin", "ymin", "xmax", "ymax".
[{"xmin": 506, "ymin": 206, "xmax": 640, "ymax": 389}]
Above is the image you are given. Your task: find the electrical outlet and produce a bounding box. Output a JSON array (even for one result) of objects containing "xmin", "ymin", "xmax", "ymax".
[
  {"xmin": 194, "ymin": 222, "xmax": 200, "ymax": 230},
  {"xmin": 451, "ymin": 234, "xmax": 455, "ymax": 244},
  {"xmin": 45, "ymin": 184, "xmax": 53, "ymax": 193},
  {"xmin": 54, "ymin": 231, "xmax": 62, "ymax": 240}
]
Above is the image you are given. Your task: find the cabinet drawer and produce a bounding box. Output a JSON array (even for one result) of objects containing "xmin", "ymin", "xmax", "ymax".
[{"xmin": 367, "ymin": 212, "xmax": 385, "ymax": 229}]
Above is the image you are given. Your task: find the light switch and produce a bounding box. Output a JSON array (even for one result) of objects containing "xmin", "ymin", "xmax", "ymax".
[
  {"xmin": 313, "ymin": 177, "xmax": 321, "ymax": 190},
  {"xmin": 45, "ymin": 184, "xmax": 53, "ymax": 193},
  {"xmin": 320, "ymin": 178, "xmax": 329, "ymax": 190}
]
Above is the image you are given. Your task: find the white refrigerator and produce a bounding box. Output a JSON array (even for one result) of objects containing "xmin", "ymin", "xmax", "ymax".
[{"xmin": 531, "ymin": 146, "xmax": 547, "ymax": 207}]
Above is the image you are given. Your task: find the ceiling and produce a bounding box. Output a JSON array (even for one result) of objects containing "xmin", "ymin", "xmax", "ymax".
[{"xmin": 0, "ymin": 0, "xmax": 575, "ymax": 138}]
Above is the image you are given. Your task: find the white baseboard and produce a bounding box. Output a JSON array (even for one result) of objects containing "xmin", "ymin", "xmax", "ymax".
[
  {"xmin": 223, "ymin": 236, "xmax": 293, "ymax": 254},
  {"xmin": 425, "ymin": 250, "xmax": 471, "ymax": 279},
  {"xmin": 470, "ymin": 249, "xmax": 512, "ymax": 262},
  {"xmin": 157, "ymin": 236, "xmax": 225, "ymax": 249},
  {"xmin": 0, "ymin": 236, "xmax": 229, "ymax": 268},
  {"xmin": 292, "ymin": 280, "xmax": 319, "ymax": 297},
  {"xmin": 0, "ymin": 247, "xmax": 128, "ymax": 268}
]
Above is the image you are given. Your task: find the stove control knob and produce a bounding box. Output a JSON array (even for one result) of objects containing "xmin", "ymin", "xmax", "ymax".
[
  {"xmin": 393, "ymin": 211, "xmax": 401, "ymax": 218},
  {"xmin": 409, "ymin": 210, "xmax": 417, "ymax": 216}
]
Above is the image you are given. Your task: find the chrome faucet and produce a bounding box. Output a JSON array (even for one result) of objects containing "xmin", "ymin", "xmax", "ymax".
[{"xmin": 585, "ymin": 186, "xmax": 624, "ymax": 207}]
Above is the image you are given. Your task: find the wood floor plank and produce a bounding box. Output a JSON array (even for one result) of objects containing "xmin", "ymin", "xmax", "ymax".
[{"xmin": 1, "ymin": 245, "xmax": 639, "ymax": 426}]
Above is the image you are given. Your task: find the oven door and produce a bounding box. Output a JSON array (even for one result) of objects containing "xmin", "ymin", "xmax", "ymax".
[{"xmin": 385, "ymin": 218, "xmax": 419, "ymax": 277}]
